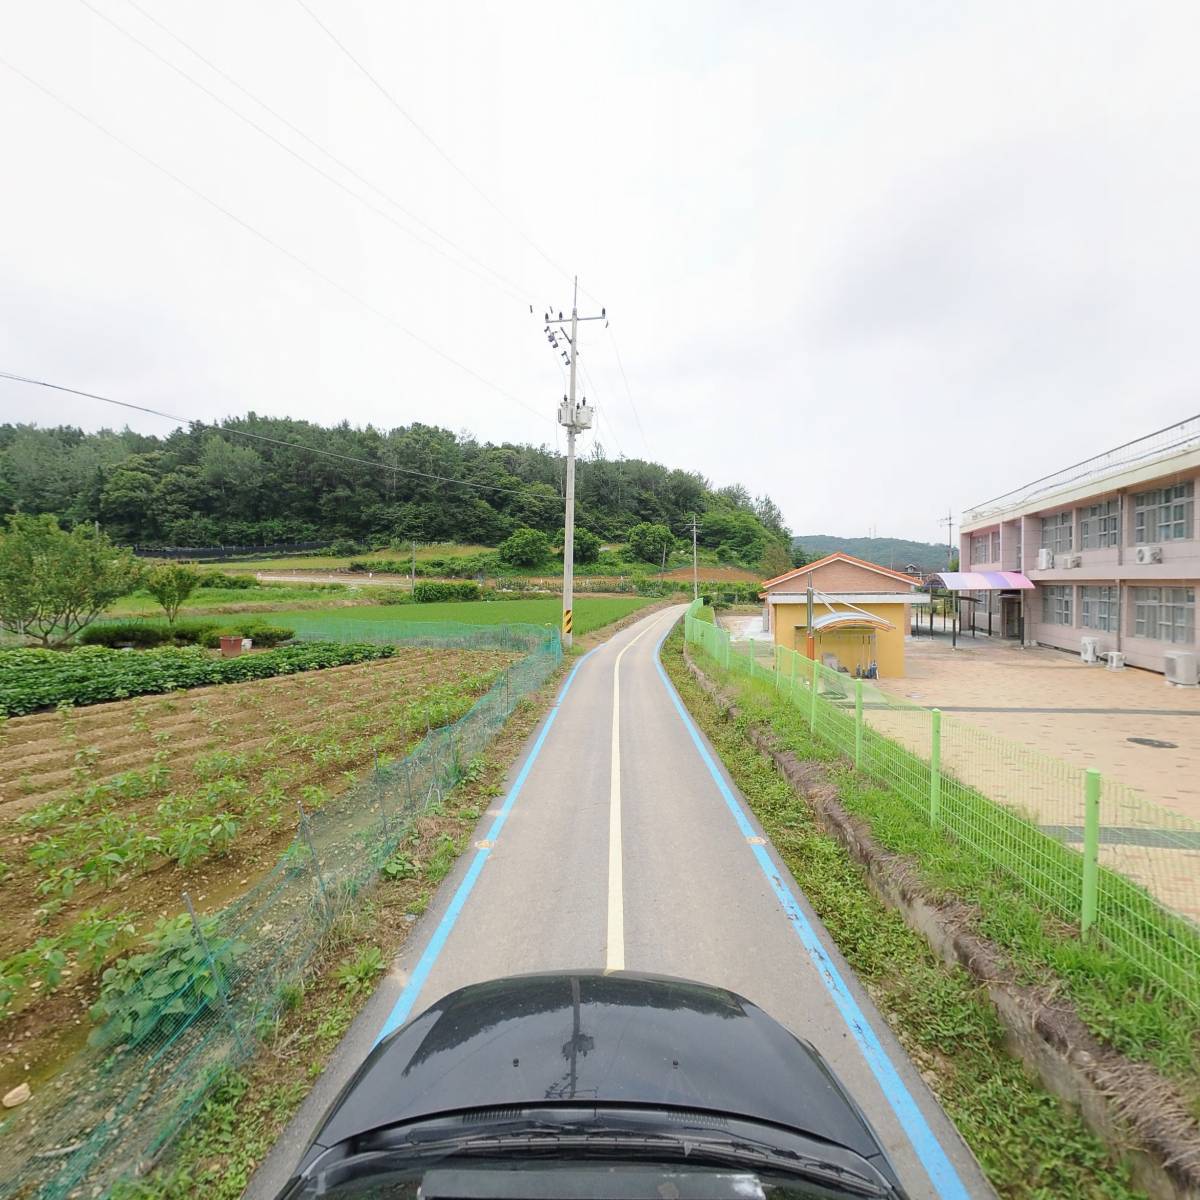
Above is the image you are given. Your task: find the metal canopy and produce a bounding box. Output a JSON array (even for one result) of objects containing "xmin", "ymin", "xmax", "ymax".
[
  {"xmin": 810, "ymin": 611, "xmax": 894, "ymax": 631},
  {"xmin": 931, "ymin": 571, "xmax": 1035, "ymax": 591}
]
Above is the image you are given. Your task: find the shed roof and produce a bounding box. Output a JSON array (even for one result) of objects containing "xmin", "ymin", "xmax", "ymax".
[{"xmin": 761, "ymin": 552, "xmax": 921, "ymax": 591}]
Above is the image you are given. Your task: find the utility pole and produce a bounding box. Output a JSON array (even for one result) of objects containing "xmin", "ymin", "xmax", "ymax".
[
  {"xmin": 545, "ymin": 279, "xmax": 605, "ymax": 650},
  {"xmin": 690, "ymin": 514, "xmax": 699, "ymax": 600},
  {"xmin": 938, "ymin": 509, "xmax": 955, "ymax": 568},
  {"xmin": 411, "ymin": 539, "xmax": 416, "ymax": 592}
]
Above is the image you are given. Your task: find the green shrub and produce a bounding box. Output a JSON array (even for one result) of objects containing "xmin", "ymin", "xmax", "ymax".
[
  {"xmin": 170, "ymin": 620, "xmax": 222, "ymax": 646},
  {"xmin": 497, "ymin": 528, "xmax": 550, "ymax": 568},
  {"xmin": 413, "ymin": 581, "xmax": 481, "ymax": 603},
  {"xmin": 366, "ymin": 587, "xmax": 414, "ymax": 605},
  {"xmin": 88, "ymin": 914, "xmax": 246, "ymax": 1048},
  {"xmin": 196, "ymin": 621, "xmax": 295, "ymax": 649},
  {"xmin": 79, "ymin": 621, "xmax": 171, "ymax": 648},
  {"xmin": 198, "ymin": 571, "xmax": 256, "ymax": 590}
]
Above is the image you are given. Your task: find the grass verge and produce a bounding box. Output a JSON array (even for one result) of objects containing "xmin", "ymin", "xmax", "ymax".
[
  {"xmin": 663, "ymin": 627, "xmax": 1147, "ymax": 1200},
  {"xmin": 106, "ymin": 665, "xmax": 565, "ymax": 1200},
  {"xmin": 680, "ymin": 640, "xmax": 1200, "ymax": 1110}
]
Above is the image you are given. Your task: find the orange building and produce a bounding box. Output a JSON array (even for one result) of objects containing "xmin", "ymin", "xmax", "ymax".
[{"xmin": 761, "ymin": 553, "xmax": 926, "ymax": 677}]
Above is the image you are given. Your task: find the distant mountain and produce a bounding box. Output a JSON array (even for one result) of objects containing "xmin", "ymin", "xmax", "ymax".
[{"xmin": 792, "ymin": 535, "xmax": 951, "ymax": 572}]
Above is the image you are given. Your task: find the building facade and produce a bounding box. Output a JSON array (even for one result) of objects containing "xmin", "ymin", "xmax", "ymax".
[
  {"xmin": 762, "ymin": 553, "xmax": 925, "ymax": 677},
  {"xmin": 959, "ymin": 418, "xmax": 1199, "ymax": 675}
]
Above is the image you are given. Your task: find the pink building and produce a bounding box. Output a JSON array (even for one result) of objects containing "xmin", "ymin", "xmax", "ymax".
[{"xmin": 959, "ymin": 417, "xmax": 1199, "ymax": 678}]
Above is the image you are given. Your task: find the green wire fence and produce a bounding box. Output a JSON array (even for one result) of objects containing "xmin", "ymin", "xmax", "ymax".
[
  {"xmin": 2, "ymin": 623, "xmax": 561, "ymax": 1200},
  {"xmin": 683, "ymin": 599, "xmax": 1200, "ymax": 1012}
]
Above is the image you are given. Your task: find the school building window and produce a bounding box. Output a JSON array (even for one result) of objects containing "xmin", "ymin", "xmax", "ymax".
[
  {"xmin": 970, "ymin": 534, "xmax": 990, "ymax": 564},
  {"xmin": 1040, "ymin": 511, "xmax": 1073, "ymax": 554},
  {"xmin": 1131, "ymin": 587, "xmax": 1195, "ymax": 643},
  {"xmin": 1079, "ymin": 586, "xmax": 1117, "ymax": 632},
  {"xmin": 1042, "ymin": 585, "xmax": 1073, "ymax": 626},
  {"xmin": 1132, "ymin": 482, "xmax": 1194, "ymax": 543},
  {"xmin": 1079, "ymin": 499, "xmax": 1119, "ymax": 549}
]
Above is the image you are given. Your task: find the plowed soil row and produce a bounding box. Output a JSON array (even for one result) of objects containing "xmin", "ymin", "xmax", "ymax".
[{"xmin": 0, "ymin": 647, "xmax": 513, "ymax": 1045}]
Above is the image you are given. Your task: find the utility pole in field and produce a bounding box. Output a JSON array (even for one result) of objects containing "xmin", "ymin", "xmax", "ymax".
[
  {"xmin": 938, "ymin": 509, "xmax": 955, "ymax": 568},
  {"xmin": 544, "ymin": 278, "xmax": 606, "ymax": 649},
  {"xmin": 690, "ymin": 514, "xmax": 699, "ymax": 600}
]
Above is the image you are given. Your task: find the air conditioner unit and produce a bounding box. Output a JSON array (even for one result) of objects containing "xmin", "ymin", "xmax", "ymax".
[
  {"xmin": 1164, "ymin": 652, "xmax": 1200, "ymax": 686},
  {"xmin": 1080, "ymin": 636, "xmax": 1100, "ymax": 664},
  {"xmin": 1066, "ymin": 554, "xmax": 1082, "ymax": 568},
  {"xmin": 1105, "ymin": 651, "xmax": 1126, "ymax": 671},
  {"xmin": 1036, "ymin": 548, "xmax": 1054, "ymax": 570},
  {"xmin": 1135, "ymin": 545, "xmax": 1163, "ymax": 565}
]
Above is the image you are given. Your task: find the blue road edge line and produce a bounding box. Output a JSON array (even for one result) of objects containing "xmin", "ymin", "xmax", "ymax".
[
  {"xmin": 373, "ymin": 645, "xmax": 601, "ymax": 1045},
  {"xmin": 653, "ymin": 626, "xmax": 970, "ymax": 1200}
]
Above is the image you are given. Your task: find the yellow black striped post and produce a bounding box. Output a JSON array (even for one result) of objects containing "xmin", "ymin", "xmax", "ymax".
[{"xmin": 562, "ymin": 609, "xmax": 573, "ymax": 637}]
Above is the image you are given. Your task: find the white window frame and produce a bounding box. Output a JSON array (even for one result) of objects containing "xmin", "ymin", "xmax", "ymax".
[
  {"xmin": 1040, "ymin": 511, "xmax": 1073, "ymax": 554},
  {"xmin": 1079, "ymin": 499, "xmax": 1119, "ymax": 549},
  {"xmin": 1132, "ymin": 482, "xmax": 1194, "ymax": 544},
  {"xmin": 1131, "ymin": 587, "xmax": 1195, "ymax": 643},
  {"xmin": 1041, "ymin": 585, "xmax": 1073, "ymax": 626},
  {"xmin": 1080, "ymin": 585, "xmax": 1117, "ymax": 632},
  {"xmin": 970, "ymin": 534, "xmax": 990, "ymax": 565}
]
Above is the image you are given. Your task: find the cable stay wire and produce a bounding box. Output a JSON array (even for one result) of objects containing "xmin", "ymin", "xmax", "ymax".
[
  {"xmin": 0, "ymin": 53, "xmax": 549, "ymax": 427},
  {"xmin": 78, "ymin": 0, "xmax": 531, "ymax": 307},
  {"xmin": 0, "ymin": 370, "xmax": 536, "ymax": 497},
  {"xmin": 291, "ymin": 0, "xmax": 576, "ymax": 289}
]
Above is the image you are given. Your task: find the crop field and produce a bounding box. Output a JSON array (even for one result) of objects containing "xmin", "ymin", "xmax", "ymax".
[
  {"xmin": 219, "ymin": 543, "xmax": 492, "ymax": 573},
  {"xmin": 107, "ymin": 582, "xmax": 352, "ymax": 616},
  {"xmin": 269, "ymin": 595, "xmax": 659, "ymax": 635},
  {"xmin": 0, "ymin": 646, "xmax": 514, "ymax": 1085}
]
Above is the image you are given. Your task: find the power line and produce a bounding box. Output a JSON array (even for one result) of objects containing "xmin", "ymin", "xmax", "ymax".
[
  {"xmin": 0, "ymin": 370, "xmax": 535, "ymax": 497},
  {"xmin": 95, "ymin": 0, "xmax": 535, "ymax": 305},
  {"xmin": 291, "ymin": 0, "xmax": 575, "ymax": 287},
  {"xmin": 606, "ymin": 324, "xmax": 650, "ymax": 456},
  {"xmin": 0, "ymin": 53, "xmax": 549, "ymax": 427}
]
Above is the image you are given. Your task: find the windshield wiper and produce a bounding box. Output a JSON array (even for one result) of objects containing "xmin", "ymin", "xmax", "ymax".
[{"xmin": 312, "ymin": 1129, "xmax": 891, "ymax": 1197}]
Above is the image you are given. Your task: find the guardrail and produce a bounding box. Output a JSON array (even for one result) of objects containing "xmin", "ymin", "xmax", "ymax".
[{"xmin": 963, "ymin": 412, "xmax": 1200, "ymax": 524}]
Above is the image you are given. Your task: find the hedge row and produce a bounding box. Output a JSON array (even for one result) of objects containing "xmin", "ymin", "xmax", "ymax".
[
  {"xmin": 0, "ymin": 642, "xmax": 396, "ymax": 716},
  {"xmin": 79, "ymin": 619, "xmax": 295, "ymax": 650}
]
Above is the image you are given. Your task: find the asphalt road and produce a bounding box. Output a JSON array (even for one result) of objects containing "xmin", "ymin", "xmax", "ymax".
[{"xmin": 249, "ymin": 606, "xmax": 993, "ymax": 1200}]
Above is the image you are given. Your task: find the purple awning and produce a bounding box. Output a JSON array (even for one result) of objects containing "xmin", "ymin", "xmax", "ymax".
[{"xmin": 931, "ymin": 571, "xmax": 1035, "ymax": 591}]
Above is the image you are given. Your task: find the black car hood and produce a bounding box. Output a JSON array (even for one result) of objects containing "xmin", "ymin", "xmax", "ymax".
[{"xmin": 309, "ymin": 972, "xmax": 884, "ymax": 1164}]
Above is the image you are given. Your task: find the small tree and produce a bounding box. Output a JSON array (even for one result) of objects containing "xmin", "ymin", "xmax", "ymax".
[
  {"xmin": 760, "ymin": 541, "xmax": 793, "ymax": 579},
  {"xmin": 145, "ymin": 561, "xmax": 201, "ymax": 624},
  {"xmin": 627, "ymin": 522, "xmax": 675, "ymax": 564},
  {"xmin": 0, "ymin": 515, "xmax": 141, "ymax": 648},
  {"xmin": 558, "ymin": 527, "xmax": 601, "ymax": 565},
  {"xmin": 498, "ymin": 527, "xmax": 551, "ymax": 568}
]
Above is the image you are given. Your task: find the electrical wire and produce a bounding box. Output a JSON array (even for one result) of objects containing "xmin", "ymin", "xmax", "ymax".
[
  {"xmin": 114, "ymin": 0, "xmax": 538, "ymax": 303},
  {"xmin": 78, "ymin": 0, "xmax": 529, "ymax": 306},
  {"xmin": 0, "ymin": 53, "xmax": 550, "ymax": 427},
  {"xmin": 606, "ymin": 324, "xmax": 650, "ymax": 456},
  {"xmin": 0, "ymin": 370, "xmax": 534, "ymax": 497},
  {"xmin": 291, "ymin": 0, "xmax": 575, "ymax": 288}
]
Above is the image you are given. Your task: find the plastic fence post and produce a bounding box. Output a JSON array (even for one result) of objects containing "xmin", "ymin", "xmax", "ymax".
[
  {"xmin": 790, "ymin": 650, "xmax": 798, "ymax": 702},
  {"xmin": 930, "ymin": 709, "xmax": 942, "ymax": 828},
  {"xmin": 809, "ymin": 657, "xmax": 818, "ymax": 731},
  {"xmin": 1081, "ymin": 768, "xmax": 1101, "ymax": 934},
  {"xmin": 854, "ymin": 679, "xmax": 863, "ymax": 770},
  {"xmin": 296, "ymin": 801, "xmax": 333, "ymax": 923}
]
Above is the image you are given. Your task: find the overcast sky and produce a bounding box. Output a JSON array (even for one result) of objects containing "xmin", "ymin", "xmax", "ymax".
[{"xmin": 2, "ymin": 1, "xmax": 1198, "ymax": 542}]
